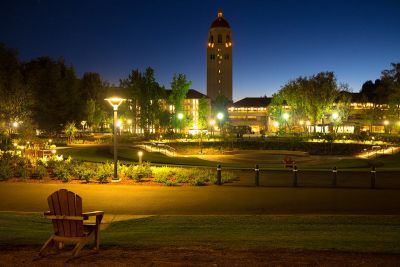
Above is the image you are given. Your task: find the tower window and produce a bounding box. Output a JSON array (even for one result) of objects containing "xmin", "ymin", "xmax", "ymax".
[
  {"xmin": 224, "ymin": 54, "xmax": 229, "ymax": 60},
  {"xmin": 218, "ymin": 69, "xmax": 221, "ymax": 73},
  {"xmin": 218, "ymin": 34, "xmax": 222, "ymax": 43},
  {"xmin": 210, "ymin": 54, "xmax": 215, "ymax": 60},
  {"xmin": 226, "ymin": 34, "xmax": 230, "ymax": 42},
  {"xmin": 209, "ymin": 35, "xmax": 213, "ymax": 43}
]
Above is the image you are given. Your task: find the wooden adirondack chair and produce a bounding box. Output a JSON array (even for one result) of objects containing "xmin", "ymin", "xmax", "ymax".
[{"xmin": 39, "ymin": 189, "xmax": 104, "ymax": 257}]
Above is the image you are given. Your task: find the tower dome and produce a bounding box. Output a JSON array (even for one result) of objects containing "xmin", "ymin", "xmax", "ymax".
[{"xmin": 210, "ymin": 9, "xmax": 230, "ymax": 28}]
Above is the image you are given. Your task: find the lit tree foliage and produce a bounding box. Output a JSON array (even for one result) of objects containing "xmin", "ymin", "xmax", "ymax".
[
  {"xmin": 120, "ymin": 68, "xmax": 165, "ymax": 136},
  {"xmin": 274, "ymin": 72, "xmax": 340, "ymax": 132},
  {"xmin": 169, "ymin": 74, "xmax": 191, "ymax": 130}
]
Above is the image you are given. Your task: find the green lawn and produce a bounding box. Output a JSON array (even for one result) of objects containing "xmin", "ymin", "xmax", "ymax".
[
  {"xmin": 59, "ymin": 146, "xmax": 400, "ymax": 170},
  {"xmin": 60, "ymin": 146, "xmax": 235, "ymax": 168},
  {"xmin": 1, "ymin": 212, "xmax": 400, "ymax": 253}
]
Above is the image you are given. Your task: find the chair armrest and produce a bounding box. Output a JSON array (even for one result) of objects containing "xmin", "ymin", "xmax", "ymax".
[
  {"xmin": 82, "ymin": 211, "xmax": 104, "ymax": 217},
  {"xmin": 82, "ymin": 211, "xmax": 104, "ymax": 220}
]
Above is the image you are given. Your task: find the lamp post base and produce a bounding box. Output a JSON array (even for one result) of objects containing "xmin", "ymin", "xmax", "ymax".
[{"xmin": 111, "ymin": 178, "xmax": 121, "ymax": 183}]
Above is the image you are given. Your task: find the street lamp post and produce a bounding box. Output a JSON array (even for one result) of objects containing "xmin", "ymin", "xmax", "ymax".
[
  {"xmin": 282, "ymin": 112, "xmax": 289, "ymax": 133},
  {"xmin": 209, "ymin": 119, "xmax": 216, "ymax": 137},
  {"xmin": 105, "ymin": 97, "xmax": 126, "ymax": 182},
  {"xmin": 177, "ymin": 112, "xmax": 184, "ymax": 134},
  {"xmin": 138, "ymin": 151, "xmax": 143, "ymax": 164},
  {"xmin": 383, "ymin": 120, "xmax": 389, "ymax": 134},
  {"xmin": 216, "ymin": 112, "xmax": 224, "ymax": 134}
]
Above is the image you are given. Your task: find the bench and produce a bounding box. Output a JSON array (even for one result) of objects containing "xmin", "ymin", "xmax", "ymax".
[{"xmin": 283, "ymin": 156, "xmax": 295, "ymax": 168}]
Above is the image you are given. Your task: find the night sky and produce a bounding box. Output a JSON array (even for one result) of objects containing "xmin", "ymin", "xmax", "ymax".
[{"xmin": 1, "ymin": 0, "xmax": 399, "ymax": 101}]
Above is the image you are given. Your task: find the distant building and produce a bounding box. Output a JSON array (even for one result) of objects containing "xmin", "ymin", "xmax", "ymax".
[
  {"xmin": 165, "ymin": 89, "xmax": 210, "ymax": 132},
  {"xmin": 207, "ymin": 9, "xmax": 233, "ymax": 102},
  {"xmin": 228, "ymin": 93, "xmax": 398, "ymax": 135},
  {"xmin": 228, "ymin": 97, "xmax": 273, "ymax": 134},
  {"xmin": 125, "ymin": 89, "xmax": 210, "ymax": 134}
]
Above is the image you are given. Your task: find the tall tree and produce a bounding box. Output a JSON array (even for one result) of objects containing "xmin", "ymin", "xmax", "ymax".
[
  {"xmin": 269, "ymin": 92, "xmax": 288, "ymax": 132},
  {"xmin": 120, "ymin": 67, "xmax": 165, "ymax": 136},
  {"xmin": 168, "ymin": 74, "xmax": 191, "ymax": 130},
  {"xmin": 281, "ymin": 72, "xmax": 340, "ymax": 132},
  {"xmin": 0, "ymin": 44, "xmax": 34, "ymax": 134},
  {"xmin": 198, "ymin": 97, "xmax": 210, "ymax": 153},
  {"xmin": 22, "ymin": 57, "xmax": 81, "ymax": 131}
]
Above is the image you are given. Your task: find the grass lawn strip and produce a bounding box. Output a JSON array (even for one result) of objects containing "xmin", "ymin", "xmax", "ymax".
[
  {"xmin": 1, "ymin": 212, "xmax": 399, "ymax": 253},
  {"xmin": 59, "ymin": 146, "xmax": 400, "ymax": 171}
]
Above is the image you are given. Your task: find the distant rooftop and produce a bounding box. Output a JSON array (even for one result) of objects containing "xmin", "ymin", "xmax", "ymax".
[
  {"xmin": 165, "ymin": 89, "xmax": 209, "ymax": 99},
  {"xmin": 232, "ymin": 97, "xmax": 272, "ymax": 108}
]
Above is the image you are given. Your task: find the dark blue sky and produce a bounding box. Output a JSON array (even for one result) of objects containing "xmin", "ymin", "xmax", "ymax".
[{"xmin": 1, "ymin": 0, "xmax": 399, "ymax": 101}]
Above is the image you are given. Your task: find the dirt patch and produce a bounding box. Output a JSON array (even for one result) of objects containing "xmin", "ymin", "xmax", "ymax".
[{"xmin": 0, "ymin": 246, "xmax": 399, "ymax": 266}]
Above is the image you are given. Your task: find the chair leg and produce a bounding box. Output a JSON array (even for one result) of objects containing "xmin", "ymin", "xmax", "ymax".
[
  {"xmin": 94, "ymin": 226, "xmax": 100, "ymax": 250},
  {"xmin": 39, "ymin": 236, "xmax": 56, "ymax": 256},
  {"xmin": 57, "ymin": 241, "xmax": 64, "ymax": 250},
  {"xmin": 71, "ymin": 240, "xmax": 87, "ymax": 257},
  {"xmin": 95, "ymin": 215, "xmax": 103, "ymax": 250}
]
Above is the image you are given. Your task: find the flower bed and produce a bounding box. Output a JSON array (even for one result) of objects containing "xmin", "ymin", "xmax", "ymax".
[{"xmin": 0, "ymin": 150, "xmax": 237, "ymax": 186}]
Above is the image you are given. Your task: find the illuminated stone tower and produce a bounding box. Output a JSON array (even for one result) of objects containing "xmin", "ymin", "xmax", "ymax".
[{"xmin": 207, "ymin": 9, "xmax": 232, "ymax": 102}]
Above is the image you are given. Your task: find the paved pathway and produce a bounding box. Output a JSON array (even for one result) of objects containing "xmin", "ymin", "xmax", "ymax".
[{"xmin": 0, "ymin": 183, "xmax": 399, "ymax": 215}]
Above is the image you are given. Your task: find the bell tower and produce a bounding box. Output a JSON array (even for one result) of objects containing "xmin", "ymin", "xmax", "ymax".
[{"xmin": 207, "ymin": 9, "xmax": 232, "ymax": 102}]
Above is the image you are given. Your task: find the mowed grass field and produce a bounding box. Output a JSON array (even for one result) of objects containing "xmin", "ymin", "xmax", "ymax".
[
  {"xmin": 59, "ymin": 146, "xmax": 400, "ymax": 170},
  {"xmin": 1, "ymin": 212, "xmax": 400, "ymax": 253}
]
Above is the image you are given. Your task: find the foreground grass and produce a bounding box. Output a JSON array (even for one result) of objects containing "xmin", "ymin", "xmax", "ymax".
[{"xmin": 1, "ymin": 212, "xmax": 399, "ymax": 253}]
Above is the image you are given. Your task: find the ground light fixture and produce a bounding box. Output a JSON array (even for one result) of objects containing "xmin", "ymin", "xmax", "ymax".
[
  {"xmin": 138, "ymin": 151, "xmax": 143, "ymax": 164},
  {"xmin": 105, "ymin": 97, "xmax": 126, "ymax": 182},
  {"xmin": 177, "ymin": 113, "xmax": 184, "ymax": 120},
  {"xmin": 216, "ymin": 112, "xmax": 224, "ymax": 121},
  {"xmin": 331, "ymin": 112, "xmax": 339, "ymax": 120}
]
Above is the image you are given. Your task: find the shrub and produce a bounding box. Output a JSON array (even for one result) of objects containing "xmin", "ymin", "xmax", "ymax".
[
  {"xmin": 125, "ymin": 162, "xmax": 152, "ymax": 181},
  {"xmin": 14, "ymin": 157, "xmax": 30, "ymax": 179},
  {"xmin": 151, "ymin": 166, "xmax": 212, "ymax": 186},
  {"xmin": 0, "ymin": 160, "xmax": 13, "ymax": 180},
  {"xmin": 165, "ymin": 180, "xmax": 177, "ymax": 186},
  {"xmin": 152, "ymin": 166, "xmax": 174, "ymax": 183},
  {"xmin": 33, "ymin": 165, "xmax": 46, "ymax": 179},
  {"xmin": 52, "ymin": 161, "xmax": 72, "ymax": 182},
  {"xmin": 175, "ymin": 168, "xmax": 192, "ymax": 183},
  {"xmin": 0, "ymin": 153, "xmax": 24, "ymax": 180},
  {"xmin": 97, "ymin": 162, "xmax": 114, "ymax": 183},
  {"xmin": 73, "ymin": 163, "xmax": 96, "ymax": 183}
]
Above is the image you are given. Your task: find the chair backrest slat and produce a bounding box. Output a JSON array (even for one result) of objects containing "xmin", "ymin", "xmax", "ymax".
[
  {"xmin": 58, "ymin": 189, "xmax": 71, "ymax": 237},
  {"xmin": 49, "ymin": 192, "xmax": 64, "ymax": 236},
  {"xmin": 47, "ymin": 189, "xmax": 84, "ymax": 237},
  {"xmin": 75, "ymin": 194, "xmax": 84, "ymax": 235},
  {"xmin": 67, "ymin": 191, "xmax": 78, "ymax": 237}
]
